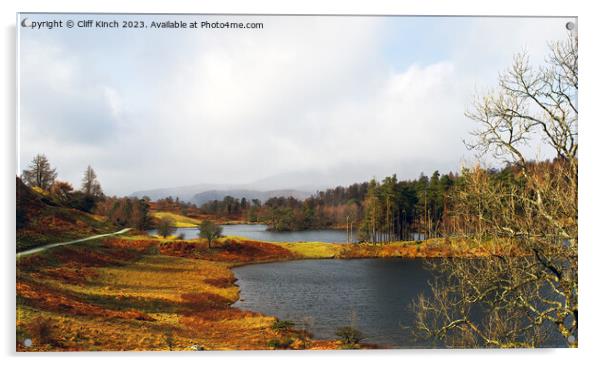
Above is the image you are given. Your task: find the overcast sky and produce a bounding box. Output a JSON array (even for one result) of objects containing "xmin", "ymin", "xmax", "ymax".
[{"xmin": 18, "ymin": 15, "xmax": 574, "ymax": 195}]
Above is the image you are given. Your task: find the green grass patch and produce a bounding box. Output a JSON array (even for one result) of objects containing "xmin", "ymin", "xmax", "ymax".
[
  {"xmin": 151, "ymin": 211, "xmax": 202, "ymax": 228},
  {"xmin": 274, "ymin": 242, "xmax": 342, "ymax": 259}
]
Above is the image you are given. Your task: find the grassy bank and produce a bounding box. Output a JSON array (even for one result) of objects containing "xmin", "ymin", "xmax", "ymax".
[
  {"xmin": 16, "ymin": 232, "xmax": 517, "ymax": 351},
  {"xmin": 16, "ymin": 236, "xmax": 339, "ymax": 351},
  {"xmin": 274, "ymin": 237, "xmax": 518, "ymax": 259},
  {"xmin": 150, "ymin": 211, "xmax": 202, "ymax": 228},
  {"xmin": 17, "ymin": 210, "xmax": 114, "ymax": 253},
  {"xmin": 17, "ymin": 177, "xmax": 118, "ymax": 252},
  {"xmin": 150, "ymin": 211, "xmax": 256, "ymax": 228}
]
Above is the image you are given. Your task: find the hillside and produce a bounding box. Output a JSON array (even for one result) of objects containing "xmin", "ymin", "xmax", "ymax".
[
  {"xmin": 131, "ymin": 183, "xmax": 229, "ymax": 202},
  {"xmin": 16, "ymin": 177, "xmax": 115, "ymax": 252},
  {"xmin": 131, "ymin": 179, "xmax": 317, "ymax": 204},
  {"xmin": 192, "ymin": 189, "xmax": 312, "ymax": 206}
]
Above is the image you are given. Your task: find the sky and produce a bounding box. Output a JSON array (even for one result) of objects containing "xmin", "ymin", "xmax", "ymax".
[{"xmin": 18, "ymin": 14, "xmax": 575, "ymax": 195}]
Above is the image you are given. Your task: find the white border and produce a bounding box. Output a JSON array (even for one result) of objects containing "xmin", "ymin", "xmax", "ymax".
[{"xmin": 3, "ymin": 1, "xmax": 601, "ymax": 365}]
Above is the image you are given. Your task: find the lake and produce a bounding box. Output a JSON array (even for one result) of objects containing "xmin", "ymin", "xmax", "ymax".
[
  {"xmin": 148, "ymin": 224, "xmax": 357, "ymax": 243},
  {"xmin": 232, "ymin": 258, "xmax": 435, "ymax": 348},
  {"xmin": 148, "ymin": 223, "xmax": 426, "ymax": 243}
]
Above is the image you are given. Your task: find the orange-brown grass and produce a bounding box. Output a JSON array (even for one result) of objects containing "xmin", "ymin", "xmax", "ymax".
[
  {"xmin": 159, "ymin": 238, "xmax": 298, "ymax": 263},
  {"xmin": 16, "ymin": 236, "xmax": 339, "ymax": 351},
  {"xmin": 16, "ymin": 177, "xmax": 117, "ymax": 252},
  {"xmin": 337, "ymin": 238, "xmax": 524, "ymax": 259},
  {"xmin": 17, "ymin": 281, "xmax": 154, "ymax": 321},
  {"xmin": 17, "ymin": 231, "xmax": 514, "ymax": 351}
]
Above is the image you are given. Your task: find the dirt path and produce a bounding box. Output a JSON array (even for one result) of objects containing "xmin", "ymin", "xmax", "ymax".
[{"xmin": 16, "ymin": 228, "xmax": 132, "ymax": 258}]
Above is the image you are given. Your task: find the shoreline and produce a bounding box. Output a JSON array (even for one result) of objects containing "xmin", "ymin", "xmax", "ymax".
[
  {"xmin": 16, "ymin": 233, "xmax": 520, "ymax": 351},
  {"xmin": 163, "ymin": 235, "xmax": 520, "ymax": 349}
]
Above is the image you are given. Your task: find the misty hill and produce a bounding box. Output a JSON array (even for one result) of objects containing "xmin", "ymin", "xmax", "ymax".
[
  {"xmin": 130, "ymin": 183, "xmax": 233, "ymax": 202},
  {"xmin": 130, "ymin": 168, "xmax": 375, "ymax": 203},
  {"xmin": 132, "ymin": 183, "xmax": 313, "ymax": 205},
  {"xmin": 192, "ymin": 189, "xmax": 312, "ymax": 206},
  {"xmin": 129, "ymin": 172, "xmax": 327, "ymax": 203}
]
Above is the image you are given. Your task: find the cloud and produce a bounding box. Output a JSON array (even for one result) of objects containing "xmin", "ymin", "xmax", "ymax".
[
  {"xmin": 144, "ymin": 19, "xmax": 467, "ymax": 185},
  {"xmin": 20, "ymin": 39, "xmax": 123, "ymax": 144},
  {"xmin": 18, "ymin": 16, "xmax": 574, "ymax": 195}
]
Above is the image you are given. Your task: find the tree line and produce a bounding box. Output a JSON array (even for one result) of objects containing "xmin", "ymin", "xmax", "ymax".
[
  {"xmin": 194, "ymin": 166, "xmax": 532, "ymax": 244},
  {"xmin": 154, "ymin": 196, "xmax": 201, "ymax": 216}
]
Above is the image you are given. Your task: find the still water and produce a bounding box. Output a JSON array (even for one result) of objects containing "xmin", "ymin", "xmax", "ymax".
[
  {"xmin": 148, "ymin": 224, "xmax": 357, "ymax": 243},
  {"xmin": 232, "ymin": 258, "xmax": 434, "ymax": 348}
]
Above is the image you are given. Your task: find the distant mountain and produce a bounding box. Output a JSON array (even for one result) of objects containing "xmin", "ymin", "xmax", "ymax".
[
  {"xmin": 130, "ymin": 183, "xmax": 234, "ymax": 202},
  {"xmin": 131, "ymin": 182, "xmax": 313, "ymax": 205},
  {"xmin": 129, "ymin": 173, "xmax": 325, "ymax": 203},
  {"xmin": 129, "ymin": 168, "xmax": 373, "ymax": 203},
  {"xmin": 192, "ymin": 189, "xmax": 312, "ymax": 206}
]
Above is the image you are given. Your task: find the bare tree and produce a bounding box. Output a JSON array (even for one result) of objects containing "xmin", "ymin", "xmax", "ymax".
[
  {"xmin": 21, "ymin": 154, "xmax": 57, "ymax": 190},
  {"xmin": 413, "ymin": 34, "xmax": 577, "ymax": 348},
  {"xmin": 344, "ymin": 202, "xmax": 359, "ymax": 243}
]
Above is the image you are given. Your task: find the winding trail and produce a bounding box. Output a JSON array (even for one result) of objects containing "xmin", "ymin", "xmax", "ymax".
[{"xmin": 16, "ymin": 228, "xmax": 132, "ymax": 258}]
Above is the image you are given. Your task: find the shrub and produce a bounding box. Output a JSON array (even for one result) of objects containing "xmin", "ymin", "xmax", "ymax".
[
  {"xmin": 271, "ymin": 319, "xmax": 295, "ymax": 334},
  {"xmin": 335, "ymin": 326, "xmax": 364, "ymax": 347}
]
